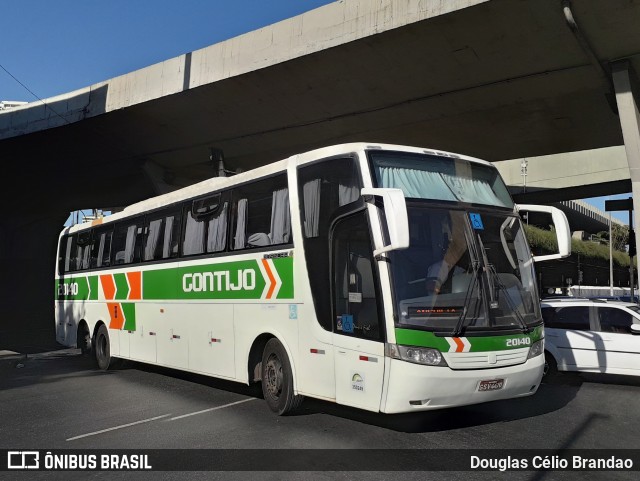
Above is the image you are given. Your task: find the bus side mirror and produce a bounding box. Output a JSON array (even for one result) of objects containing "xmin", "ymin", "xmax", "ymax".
[
  {"xmin": 516, "ymin": 204, "xmax": 571, "ymax": 262},
  {"xmin": 631, "ymin": 324, "xmax": 640, "ymax": 335},
  {"xmin": 361, "ymin": 187, "xmax": 409, "ymax": 257}
]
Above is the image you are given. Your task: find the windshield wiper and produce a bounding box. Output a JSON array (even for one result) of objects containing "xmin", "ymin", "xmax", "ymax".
[{"xmin": 451, "ymin": 260, "xmax": 481, "ymax": 337}]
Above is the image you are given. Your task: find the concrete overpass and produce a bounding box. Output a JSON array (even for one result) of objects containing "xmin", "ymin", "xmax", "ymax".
[
  {"xmin": 495, "ymin": 146, "xmax": 631, "ymax": 203},
  {"xmin": 495, "ymin": 146, "xmax": 631, "ymax": 232},
  {"xmin": 2, "ymin": 0, "xmax": 640, "ymax": 348}
]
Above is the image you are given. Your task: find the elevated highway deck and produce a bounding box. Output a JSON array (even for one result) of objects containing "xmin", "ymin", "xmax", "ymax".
[{"xmin": 1, "ymin": 0, "xmax": 640, "ymax": 343}]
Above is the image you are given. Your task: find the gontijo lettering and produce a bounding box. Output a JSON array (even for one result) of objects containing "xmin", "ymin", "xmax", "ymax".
[{"xmin": 182, "ymin": 269, "xmax": 256, "ymax": 292}]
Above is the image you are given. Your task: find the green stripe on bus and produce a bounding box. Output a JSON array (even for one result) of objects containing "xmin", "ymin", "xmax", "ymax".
[
  {"xmin": 395, "ymin": 325, "xmax": 543, "ymax": 351},
  {"xmin": 56, "ymin": 257, "xmax": 295, "ymax": 301},
  {"xmin": 56, "ymin": 276, "xmax": 98, "ymax": 301},
  {"xmin": 114, "ymin": 273, "xmax": 130, "ymax": 300},
  {"xmin": 122, "ymin": 303, "xmax": 136, "ymax": 331},
  {"xmin": 143, "ymin": 258, "xmax": 294, "ymax": 300},
  {"xmin": 394, "ymin": 329, "xmax": 450, "ymax": 351},
  {"xmin": 274, "ymin": 257, "xmax": 294, "ymax": 299},
  {"xmin": 88, "ymin": 276, "xmax": 98, "ymax": 300}
]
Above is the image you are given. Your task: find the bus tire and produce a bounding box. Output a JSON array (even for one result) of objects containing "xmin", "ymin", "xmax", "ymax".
[
  {"xmin": 95, "ymin": 324, "xmax": 116, "ymax": 370},
  {"xmin": 261, "ymin": 338, "xmax": 303, "ymax": 415},
  {"xmin": 543, "ymin": 351, "xmax": 558, "ymax": 378},
  {"xmin": 77, "ymin": 322, "xmax": 92, "ymax": 356}
]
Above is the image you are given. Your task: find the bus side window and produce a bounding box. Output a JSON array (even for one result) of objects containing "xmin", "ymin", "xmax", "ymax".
[
  {"xmin": 61, "ymin": 235, "xmax": 76, "ymax": 273},
  {"xmin": 332, "ymin": 212, "xmax": 383, "ymax": 341},
  {"xmin": 111, "ymin": 218, "xmax": 144, "ymax": 265},
  {"xmin": 77, "ymin": 231, "xmax": 92, "ymax": 270},
  {"xmin": 145, "ymin": 208, "xmax": 182, "ymax": 261},
  {"xmin": 232, "ymin": 175, "xmax": 290, "ymax": 250},
  {"xmin": 182, "ymin": 195, "xmax": 227, "ymax": 256},
  {"xmin": 297, "ymin": 156, "xmax": 363, "ymax": 331},
  {"xmin": 90, "ymin": 228, "xmax": 113, "ymax": 268}
]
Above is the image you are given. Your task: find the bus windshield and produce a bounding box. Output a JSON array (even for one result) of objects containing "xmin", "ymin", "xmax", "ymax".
[
  {"xmin": 370, "ymin": 151, "xmax": 513, "ymax": 208},
  {"xmin": 389, "ymin": 205, "xmax": 540, "ymax": 333}
]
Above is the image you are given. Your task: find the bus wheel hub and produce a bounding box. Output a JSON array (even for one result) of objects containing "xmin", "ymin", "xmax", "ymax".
[{"xmin": 265, "ymin": 356, "xmax": 283, "ymax": 398}]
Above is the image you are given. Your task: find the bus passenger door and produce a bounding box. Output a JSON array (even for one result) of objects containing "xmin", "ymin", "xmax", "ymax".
[{"xmin": 331, "ymin": 212, "xmax": 385, "ymax": 412}]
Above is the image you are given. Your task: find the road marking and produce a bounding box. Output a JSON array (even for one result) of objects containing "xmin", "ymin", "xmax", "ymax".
[
  {"xmin": 169, "ymin": 398, "xmax": 255, "ymax": 421},
  {"xmin": 66, "ymin": 414, "xmax": 171, "ymax": 441}
]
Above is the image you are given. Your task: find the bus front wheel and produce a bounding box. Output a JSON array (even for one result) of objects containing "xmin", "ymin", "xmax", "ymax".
[
  {"xmin": 261, "ymin": 338, "xmax": 303, "ymax": 415},
  {"xmin": 95, "ymin": 324, "xmax": 116, "ymax": 370},
  {"xmin": 543, "ymin": 351, "xmax": 558, "ymax": 378}
]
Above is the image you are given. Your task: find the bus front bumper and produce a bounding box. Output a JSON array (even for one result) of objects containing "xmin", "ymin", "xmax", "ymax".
[{"xmin": 381, "ymin": 355, "xmax": 544, "ymax": 413}]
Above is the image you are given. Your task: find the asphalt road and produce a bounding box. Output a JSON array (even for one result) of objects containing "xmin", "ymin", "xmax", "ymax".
[{"xmin": 1, "ymin": 346, "xmax": 639, "ymax": 480}]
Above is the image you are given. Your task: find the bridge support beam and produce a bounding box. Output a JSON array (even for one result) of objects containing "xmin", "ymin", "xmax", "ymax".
[{"xmin": 612, "ymin": 60, "xmax": 640, "ymax": 281}]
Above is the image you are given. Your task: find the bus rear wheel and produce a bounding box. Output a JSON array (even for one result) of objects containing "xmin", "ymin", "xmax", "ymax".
[
  {"xmin": 95, "ymin": 324, "xmax": 117, "ymax": 370},
  {"xmin": 261, "ymin": 339, "xmax": 303, "ymax": 415},
  {"xmin": 77, "ymin": 322, "xmax": 92, "ymax": 356}
]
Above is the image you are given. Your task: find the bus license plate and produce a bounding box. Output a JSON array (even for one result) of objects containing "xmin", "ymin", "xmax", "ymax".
[{"xmin": 478, "ymin": 379, "xmax": 504, "ymax": 392}]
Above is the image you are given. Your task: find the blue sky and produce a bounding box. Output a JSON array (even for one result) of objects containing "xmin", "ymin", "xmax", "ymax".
[
  {"xmin": 1, "ymin": 0, "xmax": 333, "ymax": 101},
  {"xmin": 583, "ymin": 193, "xmax": 632, "ymax": 224},
  {"xmin": 1, "ymin": 1, "xmax": 631, "ymax": 225}
]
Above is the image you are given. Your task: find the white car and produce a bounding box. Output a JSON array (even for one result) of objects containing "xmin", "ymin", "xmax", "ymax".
[{"xmin": 541, "ymin": 298, "xmax": 640, "ymax": 376}]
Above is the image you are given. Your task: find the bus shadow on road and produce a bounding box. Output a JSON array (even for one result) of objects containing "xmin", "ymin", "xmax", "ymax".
[
  {"xmin": 120, "ymin": 360, "xmax": 590, "ymax": 433},
  {"xmin": 123, "ymin": 360, "xmax": 264, "ymax": 399},
  {"xmin": 292, "ymin": 377, "xmax": 583, "ymax": 433}
]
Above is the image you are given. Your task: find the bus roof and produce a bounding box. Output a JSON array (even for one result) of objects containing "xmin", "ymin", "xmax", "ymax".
[{"xmin": 63, "ymin": 142, "xmax": 494, "ymax": 235}]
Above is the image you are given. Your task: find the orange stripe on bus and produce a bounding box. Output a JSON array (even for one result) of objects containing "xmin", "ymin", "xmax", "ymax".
[
  {"xmin": 100, "ymin": 275, "xmax": 116, "ymax": 300},
  {"xmin": 107, "ymin": 302, "xmax": 125, "ymax": 330},
  {"xmin": 127, "ymin": 271, "xmax": 142, "ymax": 300},
  {"xmin": 261, "ymin": 259, "xmax": 276, "ymax": 299},
  {"xmin": 453, "ymin": 337, "xmax": 465, "ymax": 353}
]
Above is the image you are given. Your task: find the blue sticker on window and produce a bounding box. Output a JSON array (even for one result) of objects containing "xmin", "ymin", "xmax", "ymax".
[
  {"xmin": 469, "ymin": 213, "xmax": 484, "ymax": 230},
  {"xmin": 341, "ymin": 314, "xmax": 354, "ymax": 333}
]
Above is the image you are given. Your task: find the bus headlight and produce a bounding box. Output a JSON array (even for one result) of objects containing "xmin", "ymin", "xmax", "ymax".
[
  {"xmin": 385, "ymin": 343, "xmax": 448, "ymax": 367},
  {"xmin": 527, "ymin": 339, "xmax": 543, "ymax": 359}
]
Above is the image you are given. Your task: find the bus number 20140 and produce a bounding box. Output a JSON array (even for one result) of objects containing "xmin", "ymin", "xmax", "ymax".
[{"xmin": 58, "ymin": 282, "xmax": 79, "ymax": 296}]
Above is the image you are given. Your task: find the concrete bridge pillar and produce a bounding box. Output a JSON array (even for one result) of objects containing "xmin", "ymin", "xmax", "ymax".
[
  {"xmin": 0, "ymin": 211, "xmax": 69, "ymax": 352},
  {"xmin": 612, "ymin": 60, "xmax": 640, "ymax": 280}
]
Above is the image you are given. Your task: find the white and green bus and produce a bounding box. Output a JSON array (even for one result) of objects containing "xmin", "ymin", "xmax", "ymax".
[{"xmin": 55, "ymin": 143, "xmax": 570, "ymax": 415}]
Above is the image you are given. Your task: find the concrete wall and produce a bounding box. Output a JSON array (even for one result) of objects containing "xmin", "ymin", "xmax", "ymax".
[{"xmin": 494, "ymin": 146, "xmax": 629, "ymax": 191}]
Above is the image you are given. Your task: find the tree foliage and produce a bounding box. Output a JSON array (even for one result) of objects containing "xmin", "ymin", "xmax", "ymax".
[
  {"xmin": 524, "ymin": 224, "xmax": 632, "ymax": 267},
  {"xmin": 594, "ymin": 224, "xmax": 629, "ymax": 252}
]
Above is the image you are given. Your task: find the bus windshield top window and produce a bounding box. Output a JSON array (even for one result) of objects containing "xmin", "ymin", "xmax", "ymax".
[{"xmin": 370, "ymin": 151, "xmax": 513, "ymax": 208}]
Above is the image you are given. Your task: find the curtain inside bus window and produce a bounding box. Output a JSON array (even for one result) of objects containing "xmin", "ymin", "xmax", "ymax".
[
  {"xmin": 206, "ymin": 202, "xmax": 228, "ymax": 252},
  {"xmin": 64, "ymin": 236, "xmax": 75, "ymax": 272},
  {"xmin": 376, "ymin": 166, "xmax": 456, "ymax": 201},
  {"xmin": 303, "ymin": 179, "xmax": 321, "ymax": 238},
  {"xmin": 81, "ymin": 244, "xmax": 91, "ymax": 270},
  {"xmin": 74, "ymin": 242, "xmax": 83, "ymax": 271},
  {"xmin": 123, "ymin": 225, "xmax": 137, "ymax": 264},
  {"xmin": 163, "ymin": 217, "xmax": 174, "ymax": 258},
  {"xmin": 440, "ymin": 173, "xmax": 506, "ymax": 206},
  {"xmin": 145, "ymin": 219, "xmax": 163, "ymax": 260},
  {"xmin": 183, "ymin": 211, "xmax": 205, "ymax": 255},
  {"xmin": 234, "ymin": 198, "xmax": 247, "ymax": 249},
  {"xmin": 96, "ymin": 233, "xmax": 106, "ymax": 267},
  {"xmin": 371, "ymin": 152, "xmax": 513, "ymax": 208},
  {"xmin": 270, "ymin": 188, "xmax": 290, "ymax": 244},
  {"xmin": 338, "ymin": 182, "xmax": 359, "ymax": 206}
]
